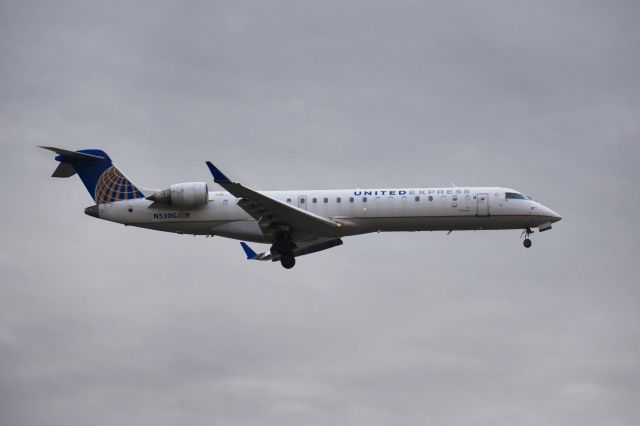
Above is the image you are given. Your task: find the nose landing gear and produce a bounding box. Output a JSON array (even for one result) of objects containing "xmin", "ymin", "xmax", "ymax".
[{"xmin": 521, "ymin": 227, "xmax": 534, "ymax": 248}]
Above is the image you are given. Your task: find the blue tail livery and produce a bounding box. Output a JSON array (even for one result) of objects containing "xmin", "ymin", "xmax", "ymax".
[{"xmin": 40, "ymin": 146, "xmax": 144, "ymax": 204}]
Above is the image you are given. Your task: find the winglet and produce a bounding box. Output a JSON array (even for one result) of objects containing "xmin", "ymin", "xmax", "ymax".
[
  {"xmin": 206, "ymin": 161, "xmax": 231, "ymax": 183},
  {"xmin": 240, "ymin": 242, "xmax": 257, "ymax": 260}
]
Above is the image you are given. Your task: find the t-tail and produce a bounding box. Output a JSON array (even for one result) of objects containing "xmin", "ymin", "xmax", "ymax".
[{"xmin": 40, "ymin": 147, "xmax": 145, "ymax": 204}]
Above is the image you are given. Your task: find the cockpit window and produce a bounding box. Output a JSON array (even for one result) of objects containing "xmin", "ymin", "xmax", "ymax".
[{"xmin": 505, "ymin": 192, "xmax": 527, "ymax": 200}]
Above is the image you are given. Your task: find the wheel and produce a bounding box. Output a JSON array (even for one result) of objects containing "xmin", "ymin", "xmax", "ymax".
[
  {"xmin": 280, "ymin": 255, "xmax": 296, "ymax": 269},
  {"xmin": 523, "ymin": 238, "xmax": 532, "ymax": 248}
]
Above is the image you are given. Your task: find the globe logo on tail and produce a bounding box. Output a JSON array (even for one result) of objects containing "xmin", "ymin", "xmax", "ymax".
[{"xmin": 94, "ymin": 166, "xmax": 143, "ymax": 204}]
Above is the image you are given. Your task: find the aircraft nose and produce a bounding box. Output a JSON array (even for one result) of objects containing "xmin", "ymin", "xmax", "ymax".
[{"xmin": 547, "ymin": 207, "xmax": 562, "ymax": 222}]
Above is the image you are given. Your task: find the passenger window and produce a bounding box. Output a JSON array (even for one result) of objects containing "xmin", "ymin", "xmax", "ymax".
[
  {"xmin": 452, "ymin": 196, "xmax": 457, "ymax": 201},
  {"xmin": 415, "ymin": 196, "xmax": 420, "ymax": 201},
  {"xmin": 362, "ymin": 197, "xmax": 368, "ymax": 203},
  {"xmin": 286, "ymin": 198, "xmax": 291, "ymax": 203},
  {"xmin": 349, "ymin": 197, "xmax": 354, "ymax": 203},
  {"xmin": 428, "ymin": 196, "xmax": 433, "ymax": 201},
  {"xmin": 337, "ymin": 197, "xmax": 341, "ymax": 203},
  {"xmin": 323, "ymin": 197, "xmax": 328, "ymax": 203},
  {"xmin": 312, "ymin": 198, "xmax": 317, "ymax": 203}
]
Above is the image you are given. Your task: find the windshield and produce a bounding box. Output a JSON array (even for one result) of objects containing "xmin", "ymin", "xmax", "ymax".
[{"xmin": 505, "ymin": 192, "xmax": 527, "ymax": 200}]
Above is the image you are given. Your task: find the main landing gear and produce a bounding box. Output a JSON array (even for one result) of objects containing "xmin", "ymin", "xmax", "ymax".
[
  {"xmin": 521, "ymin": 227, "xmax": 534, "ymax": 248},
  {"xmin": 272, "ymin": 233, "xmax": 297, "ymax": 269},
  {"xmin": 280, "ymin": 255, "xmax": 296, "ymax": 269}
]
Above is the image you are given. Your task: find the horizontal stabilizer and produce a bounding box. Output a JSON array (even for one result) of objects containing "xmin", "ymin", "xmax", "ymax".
[
  {"xmin": 51, "ymin": 162, "xmax": 77, "ymax": 178},
  {"xmin": 39, "ymin": 146, "xmax": 105, "ymax": 161}
]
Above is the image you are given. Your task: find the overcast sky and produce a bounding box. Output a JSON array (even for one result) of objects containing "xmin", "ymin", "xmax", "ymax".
[{"xmin": 1, "ymin": 1, "xmax": 639, "ymax": 425}]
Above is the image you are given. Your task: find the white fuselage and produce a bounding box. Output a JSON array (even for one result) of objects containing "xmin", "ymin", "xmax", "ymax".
[{"xmin": 96, "ymin": 187, "xmax": 561, "ymax": 243}]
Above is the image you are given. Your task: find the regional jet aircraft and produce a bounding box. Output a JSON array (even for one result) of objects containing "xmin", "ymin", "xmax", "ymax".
[{"xmin": 41, "ymin": 147, "xmax": 561, "ymax": 269}]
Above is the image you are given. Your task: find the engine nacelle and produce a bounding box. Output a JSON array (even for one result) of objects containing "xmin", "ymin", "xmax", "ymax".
[{"xmin": 147, "ymin": 182, "xmax": 209, "ymax": 208}]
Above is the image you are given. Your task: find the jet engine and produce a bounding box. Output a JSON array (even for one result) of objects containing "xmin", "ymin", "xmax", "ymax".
[{"xmin": 147, "ymin": 182, "xmax": 209, "ymax": 208}]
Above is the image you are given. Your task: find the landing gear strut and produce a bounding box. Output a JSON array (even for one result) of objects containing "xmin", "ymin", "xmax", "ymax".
[{"xmin": 521, "ymin": 227, "xmax": 534, "ymax": 248}]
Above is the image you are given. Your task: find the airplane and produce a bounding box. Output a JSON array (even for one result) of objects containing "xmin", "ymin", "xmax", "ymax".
[{"xmin": 41, "ymin": 147, "xmax": 562, "ymax": 269}]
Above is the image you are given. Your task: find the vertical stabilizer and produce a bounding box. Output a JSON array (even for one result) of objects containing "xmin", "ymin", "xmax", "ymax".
[{"xmin": 40, "ymin": 146, "xmax": 145, "ymax": 203}]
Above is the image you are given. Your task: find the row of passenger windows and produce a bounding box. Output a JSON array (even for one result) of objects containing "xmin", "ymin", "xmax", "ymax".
[{"xmin": 284, "ymin": 194, "xmax": 478, "ymax": 203}]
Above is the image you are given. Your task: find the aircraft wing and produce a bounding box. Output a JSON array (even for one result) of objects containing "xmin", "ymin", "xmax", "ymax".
[
  {"xmin": 240, "ymin": 238, "xmax": 343, "ymax": 261},
  {"xmin": 206, "ymin": 162, "xmax": 342, "ymax": 238}
]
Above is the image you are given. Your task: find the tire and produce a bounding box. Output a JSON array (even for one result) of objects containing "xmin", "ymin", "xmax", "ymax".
[
  {"xmin": 523, "ymin": 238, "xmax": 532, "ymax": 248},
  {"xmin": 280, "ymin": 255, "xmax": 296, "ymax": 269}
]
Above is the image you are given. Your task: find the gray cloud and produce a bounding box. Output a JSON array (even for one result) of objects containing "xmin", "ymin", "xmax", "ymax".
[{"xmin": 1, "ymin": 1, "xmax": 639, "ymax": 425}]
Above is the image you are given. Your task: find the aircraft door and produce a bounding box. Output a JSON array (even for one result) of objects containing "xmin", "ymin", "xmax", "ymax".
[
  {"xmin": 476, "ymin": 193, "xmax": 489, "ymax": 216},
  {"xmin": 298, "ymin": 195, "xmax": 307, "ymax": 210}
]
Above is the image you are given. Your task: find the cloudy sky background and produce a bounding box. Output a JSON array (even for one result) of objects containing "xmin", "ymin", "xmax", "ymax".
[{"xmin": 1, "ymin": 0, "xmax": 639, "ymax": 425}]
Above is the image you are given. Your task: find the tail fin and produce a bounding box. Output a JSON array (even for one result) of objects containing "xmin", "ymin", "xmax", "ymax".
[{"xmin": 40, "ymin": 146, "xmax": 145, "ymax": 204}]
